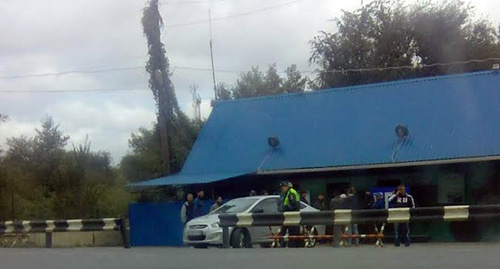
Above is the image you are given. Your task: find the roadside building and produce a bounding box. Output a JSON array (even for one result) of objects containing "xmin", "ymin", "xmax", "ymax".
[{"xmin": 130, "ymin": 70, "xmax": 500, "ymax": 243}]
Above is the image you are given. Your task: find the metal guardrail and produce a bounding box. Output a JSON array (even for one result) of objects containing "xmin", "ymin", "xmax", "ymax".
[
  {"xmin": 0, "ymin": 218, "xmax": 130, "ymax": 248},
  {"xmin": 219, "ymin": 204, "xmax": 500, "ymax": 248}
]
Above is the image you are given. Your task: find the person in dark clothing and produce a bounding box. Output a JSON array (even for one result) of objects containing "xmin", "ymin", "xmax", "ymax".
[
  {"xmin": 193, "ymin": 190, "xmax": 205, "ymax": 218},
  {"xmin": 373, "ymin": 193, "xmax": 385, "ymax": 209},
  {"xmin": 313, "ymin": 194, "xmax": 328, "ymax": 211},
  {"xmin": 330, "ymin": 192, "xmax": 345, "ymax": 247},
  {"xmin": 180, "ymin": 193, "xmax": 194, "ymax": 225},
  {"xmin": 330, "ymin": 192, "xmax": 344, "ymax": 210},
  {"xmin": 300, "ymin": 190, "xmax": 309, "ymax": 205},
  {"xmin": 364, "ymin": 191, "xmax": 375, "ymax": 209},
  {"xmin": 277, "ymin": 181, "xmax": 301, "ymax": 247},
  {"xmin": 388, "ymin": 185, "xmax": 415, "ymax": 247},
  {"xmin": 345, "ymin": 187, "xmax": 360, "ymax": 246},
  {"xmin": 210, "ymin": 196, "xmax": 223, "ymax": 212}
]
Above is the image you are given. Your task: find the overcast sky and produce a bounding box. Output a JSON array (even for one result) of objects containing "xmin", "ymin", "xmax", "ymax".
[{"xmin": 1, "ymin": 0, "xmax": 499, "ymax": 164}]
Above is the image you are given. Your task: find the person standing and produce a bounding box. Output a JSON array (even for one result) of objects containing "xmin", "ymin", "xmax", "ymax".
[
  {"xmin": 193, "ymin": 190, "xmax": 205, "ymax": 218},
  {"xmin": 345, "ymin": 187, "xmax": 360, "ymax": 247},
  {"xmin": 373, "ymin": 193, "xmax": 385, "ymax": 209},
  {"xmin": 330, "ymin": 192, "xmax": 345, "ymax": 247},
  {"xmin": 180, "ymin": 193, "xmax": 194, "ymax": 225},
  {"xmin": 277, "ymin": 181, "xmax": 301, "ymax": 247},
  {"xmin": 210, "ymin": 196, "xmax": 223, "ymax": 212},
  {"xmin": 313, "ymin": 194, "xmax": 328, "ymax": 211},
  {"xmin": 388, "ymin": 185, "xmax": 415, "ymax": 247},
  {"xmin": 364, "ymin": 191, "xmax": 375, "ymax": 209},
  {"xmin": 300, "ymin": 190, "xmax": 309, "ymax": 205}
]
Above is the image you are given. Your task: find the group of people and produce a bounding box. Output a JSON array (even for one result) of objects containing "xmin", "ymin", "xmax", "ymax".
[
  {"xmin": 305, "ymin": 184, "xmax": 415, "ymax": 247},
  {"xmin": 180, "ymin": 190, "xmax": 224, "ymax": 225},
  {"xmin": 181, "ymin": 182, "xmax": 415, "ymax": 247}
]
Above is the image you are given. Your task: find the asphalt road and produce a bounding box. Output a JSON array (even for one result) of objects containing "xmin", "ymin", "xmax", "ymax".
[{"xmin": 1, "ymin": 243, "xmax": 500, "ymax": 269}]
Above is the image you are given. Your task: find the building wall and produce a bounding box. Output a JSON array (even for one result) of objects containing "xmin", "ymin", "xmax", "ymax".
[
  {"xmin": 288, "ymin": 161, "xmax": 500, "ymax": 242},
  {"xmin": 205, "ymin": 160, "xmax": 499, "ymax": 242}
]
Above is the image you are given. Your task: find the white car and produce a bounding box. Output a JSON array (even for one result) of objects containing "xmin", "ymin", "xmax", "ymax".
[{"xmin": 183, "ymin": 195, "xmax": 324, "ymax": 248}]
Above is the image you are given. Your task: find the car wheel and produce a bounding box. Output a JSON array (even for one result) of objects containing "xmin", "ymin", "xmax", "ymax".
[{"xmin": 231, "ymin": 228, "xmax": 252, "ymax": 248}]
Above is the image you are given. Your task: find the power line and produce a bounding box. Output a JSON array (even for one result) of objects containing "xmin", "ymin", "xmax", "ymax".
[
  {"xmin": 0, "ymin": 87, "xmax": 150, "ymax": 93},
  {"xmin": 162, "ymin": 0, "xmax": 233, "ymax": 5},
  {"xmin": 0, "ymin": 65, "xmax": 243, "ymax": 80},
  {"xmin": 164, "ymin": 0, "xmax": 300, "ymax": 28},
  {"xmin": 2, "ymin": 57, "xmax": 499, "ymax": 81},
  {"xmin": 0, "ymin": 66, "xmax": 145, "ymax": 80},
  {"xmin": 311, "ymin": 58, "xmax": 500, "ymax": 74}
]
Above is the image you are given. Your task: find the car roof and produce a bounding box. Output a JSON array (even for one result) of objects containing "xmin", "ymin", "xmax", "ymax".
[{"xmin": 237, "ymin": 195, "xmax": 279, "ymax": 200}]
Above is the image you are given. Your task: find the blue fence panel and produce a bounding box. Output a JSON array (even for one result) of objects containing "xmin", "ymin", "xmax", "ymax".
[{"xmin": 129, "ymin": 200, "xmax": 213, "ymax": 246}]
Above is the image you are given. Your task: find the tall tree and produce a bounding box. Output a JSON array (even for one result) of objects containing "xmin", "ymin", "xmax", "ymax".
[
  {"xmin": 310, "ymin": 0, "xmax": 500, "ymax": 89},
  {"xmin": 1, "ymin": 116, "xmax": 129, "ymax": 220},
  {"xmin": 282, "ymin": 64, "xmax": 308, "ymax": 93},
  {"xmin": 120, "ymin": 120, "xmax": 204, "ymax": 183},
  {"xmin": 232, "ymin": 66, "xmax": 266, "ymax": 99},
  {"xmin": 216, "ymin": 83, "xmax": 233, "ymax": 101},
  {"xmin": 262, "ymin": 64, "xmax": 283, "ymax": 96},
  {"xmin": 142, "ymin": 0, "xmax": 180, "ymax": 174},
  {"xmin": 228, "ymin": 64, "xmax": 307, "ymax": 99}
]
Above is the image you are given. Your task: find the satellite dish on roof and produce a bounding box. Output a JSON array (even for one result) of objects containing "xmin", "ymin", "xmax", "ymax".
[
  {"xmin": 395, "ymin": 125, "xmax": 409, "ymax": 138},
  {"xmin": 268, "ymin": 136, "xmax": 280, "ymax": 148}
]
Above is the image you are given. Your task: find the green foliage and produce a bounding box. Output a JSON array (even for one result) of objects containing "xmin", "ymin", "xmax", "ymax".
[
  {"xmin": 142, "ymin": 0, "xmax": 186, "ymax": 174},
  {"xmin": 223, "ymin": 63, "xmax": 308, "ymax": 99},
  {"xmin": 0, "ymin": 117, "xmax": 130, "ymax": 220},
  {"xmin": 120, "ymin": 118, "xmax": 204, "ymax": 183},
  {"xmin": 310, "ymin": 0, "xmax": 500, "ymax": 89}
]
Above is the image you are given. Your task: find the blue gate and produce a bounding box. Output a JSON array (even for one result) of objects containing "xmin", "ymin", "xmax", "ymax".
[
  {"xmin": 129, "ymin": 202, "xmax": 184, "ymax": 246},
  {"xmin": 129, "ymin": 201, "xmax": 212, "ymax": 246}
]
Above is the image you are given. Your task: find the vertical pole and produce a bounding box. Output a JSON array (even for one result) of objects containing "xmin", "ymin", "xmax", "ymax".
[
  {"xmin": 45, "ymin": 232, "xmax": 52, "ymax": 248},
  {"xmin": 120, "ymin": 216, "xmax": 131, "ymax": 249},
  {"xmin": 332, "ymin": 225, "xmax": 340, "ymax": 248},
  {"xmin": 209, "ymin": 8, "xmax": 217, "ymax": 102},
  {"xmin": 222, "ymin": 226, "xmax": 230, "ymax": 248}
]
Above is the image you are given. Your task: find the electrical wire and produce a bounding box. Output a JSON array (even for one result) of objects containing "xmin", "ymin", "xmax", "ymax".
[
  {"xmin": 309, "ymin": 58, "xmax": 500, "ymax": 74},
  {"xmin": 2, "ymin": 57, "xmax": 499, "ymax": 80},
  {"xmin": 0, "ymin": 67, "xmax": 145, "ymax": 80},
  {"xmin": 164, "ymin": 0, "xmax": 300, "ymax": 28},
  {"xmin": 0, "ymin": 87, "xmax": 150, "ymax": 93}
]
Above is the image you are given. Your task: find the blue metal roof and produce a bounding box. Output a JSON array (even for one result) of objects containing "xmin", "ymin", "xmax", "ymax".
[{"xmin": 131, "ymin": 71, "xmax": 500, "ymax": 187}]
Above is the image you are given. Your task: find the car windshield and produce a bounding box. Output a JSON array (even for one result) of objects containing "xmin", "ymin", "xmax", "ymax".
[{"xmin": 211, "ymin": 198, "xmax": 260, "ymax": 214}]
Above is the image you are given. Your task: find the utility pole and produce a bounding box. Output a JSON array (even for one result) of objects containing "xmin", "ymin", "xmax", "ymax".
[
  {"xmin": 190, "ymin": 84, "xmax": 201, "ymax": 121},
  {"xmin": 209, "ymin": 8, "xmax": 217, "ymax": 102}
]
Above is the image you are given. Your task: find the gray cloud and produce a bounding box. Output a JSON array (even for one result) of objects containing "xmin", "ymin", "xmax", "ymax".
[{"xmin": 1, "ymin": 0, "xmax": 499, "ymax": 163}]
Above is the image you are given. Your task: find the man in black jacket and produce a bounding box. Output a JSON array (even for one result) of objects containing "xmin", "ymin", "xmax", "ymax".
[
  {"xmin": 313, "ymin": 194, "xmax": 328, "ymax": 211},
  {"xmin": 388, "ymin": 185, "xmax": 416, "ymax": 247}
]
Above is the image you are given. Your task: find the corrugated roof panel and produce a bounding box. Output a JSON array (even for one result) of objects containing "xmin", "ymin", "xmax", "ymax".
[{"xmin": 133, "ymin": 71, "xmax": 500, "ymax": 187}]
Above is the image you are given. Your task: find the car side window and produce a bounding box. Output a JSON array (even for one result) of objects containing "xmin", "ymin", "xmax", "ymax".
[{"xmin": 252, "ymin": 198, "xmax": 279, "ymax": 213}]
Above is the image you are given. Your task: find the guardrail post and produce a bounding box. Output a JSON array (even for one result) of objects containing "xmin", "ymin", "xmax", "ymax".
[
  {"xmin": 332, "ymin": 225, "xmax": 340, "ymax": 247},
  {"xmin": 45, "ymin": 232, "xmax": 52, "ymax": 248},
  {"xmin": 222, "ymin": 226, "xmax": 230, "ymax": 248},
  {"xmin": 119, "ymin": 217, "xmax": 130, "ymax": 249}
]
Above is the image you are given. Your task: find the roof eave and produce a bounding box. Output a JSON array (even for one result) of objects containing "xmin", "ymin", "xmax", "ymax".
[{"xmin": 257, "ymin": 155, "xmax": 500, "ymax": 175}]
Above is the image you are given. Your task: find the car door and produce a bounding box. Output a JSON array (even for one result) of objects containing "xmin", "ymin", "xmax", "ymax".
[{"xmin": 248, "ymin": 198, "xmax": 279, "ymax": 243}]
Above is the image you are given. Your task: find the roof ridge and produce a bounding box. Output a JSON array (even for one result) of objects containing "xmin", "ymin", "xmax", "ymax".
[{"xmin": 215, "ymin": 70, "xmax": 496, "ymax": 105}]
